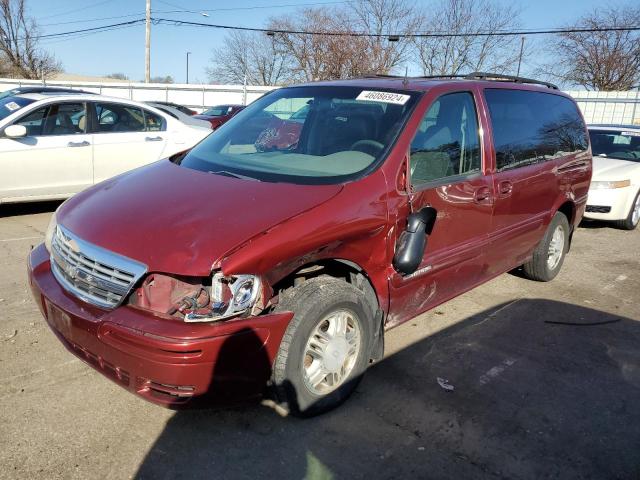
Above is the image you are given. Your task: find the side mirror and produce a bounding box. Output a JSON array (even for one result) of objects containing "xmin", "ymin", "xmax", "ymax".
[
  {"xmin": 4, "ymin": 124, "xmax": 27, "ymax": 138},
  {"xmin": 393, "ymin": 206, "xmax": 437, "ymax": 276}
]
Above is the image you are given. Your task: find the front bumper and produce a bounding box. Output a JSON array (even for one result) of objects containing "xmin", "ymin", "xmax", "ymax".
[
  {"xmin": 28, "ymin": 243, "xmax": 293, "ymax": 408},
  {"xmin": 584, "ymin": 186, "xmax": 636, "ymax": 221}
]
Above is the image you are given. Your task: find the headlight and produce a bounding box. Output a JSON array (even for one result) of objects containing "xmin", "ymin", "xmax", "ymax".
[
  {"xmin": 44, "ymin": 212, "xmax": 57, "ymax": 253},
  {"xmin": 184, "ymin": 273, "xmax": 261, "ymax": 323},
  {"xmin": 230, "ymin": 275, "xmax": 260, "ymax": 311},
  {"xmin": 590, "ymin": 180, "xmax": 631, "ymax": 190}
]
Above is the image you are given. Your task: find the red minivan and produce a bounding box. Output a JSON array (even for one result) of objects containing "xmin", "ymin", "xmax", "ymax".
[{"xmin": 28, "ymin": 74, "xmax": 592, "ymax": 416}]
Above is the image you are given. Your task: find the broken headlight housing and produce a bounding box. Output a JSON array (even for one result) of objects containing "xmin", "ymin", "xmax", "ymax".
[{"xmin": 183, "ymin": 273, "xmax": 262, "ymax": 323}]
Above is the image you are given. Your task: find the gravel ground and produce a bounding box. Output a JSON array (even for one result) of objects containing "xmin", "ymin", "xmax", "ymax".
[{"xmin": 1, "ymin": 201, "xmax": 639, "ymax": 480}]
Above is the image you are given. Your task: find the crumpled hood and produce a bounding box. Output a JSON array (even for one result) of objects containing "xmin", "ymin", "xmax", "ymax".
[
  {"xmin": 57, "ymin": 160, "xmax": 342, "ymax": 275},
  {"xmin": 592, "ymin": 156, "xmax": 640, "ymax": 181}
]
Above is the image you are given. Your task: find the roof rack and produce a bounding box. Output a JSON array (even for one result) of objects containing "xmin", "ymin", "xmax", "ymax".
[
  {"xmin": 464, "ymin": 72, "xmax": 558, "ymax": 90},
  {"xmin": 352, "ymin": 72, "xmax": 559, "ymax": 89}
]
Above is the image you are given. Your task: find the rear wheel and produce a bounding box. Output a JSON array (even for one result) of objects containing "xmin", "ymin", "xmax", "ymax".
[
  {"xmin": 273, "ymin": 276, "xmax": 374, "ymax": 417},
  {"xmin": 523, "ymin": 212, "xmax": 570, "ymax": 282},
  {"xmin": 613, "ymin": 191, "xmax": 640, "ymax": 231}
]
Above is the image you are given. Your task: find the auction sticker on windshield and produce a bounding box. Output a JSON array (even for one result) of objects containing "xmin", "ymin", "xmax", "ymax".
[
  {"xmin": 356, "ymin": 90, "xmax": 410, "ymax": 105},
  {"xmin": 5, "ymin": 101, "xmax": 20, "ymax": 111}
]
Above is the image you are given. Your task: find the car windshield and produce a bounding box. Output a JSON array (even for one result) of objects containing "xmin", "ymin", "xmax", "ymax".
[
  {"xmin": 0, "ymin": 89, "xmax": 21, "ymax": 100},
  {"xmin": 0, "ymin": 96, "xmax": 36, "ymax": 121},
  {"xmin": 589, "ymin": 129, "xmax": 640, "ymax": 162},
  {"xmin": 177, "ymin": 86, "xmax": 420, "ymax": 184},
  {"xmin": 202, "ymin": 106, "xmax": 230, "ymax": 116}
]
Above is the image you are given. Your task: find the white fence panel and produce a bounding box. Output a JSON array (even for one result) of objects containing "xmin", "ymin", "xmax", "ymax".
[
  {"xmin": 1, "ymin": 77, "xmax": 638, "ymax": 124},
  {"xmin": 0, "ymin": 78, "xmax": 276, "ymax": 112}
]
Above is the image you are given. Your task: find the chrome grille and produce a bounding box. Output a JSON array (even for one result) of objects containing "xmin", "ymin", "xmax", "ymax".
[{"xmin": 50, "ymin": 225, "xmax": 147, "ymax": 309}]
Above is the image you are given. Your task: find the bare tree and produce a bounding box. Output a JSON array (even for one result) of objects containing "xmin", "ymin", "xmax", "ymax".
[
  {"xmin": 150, "ymin": 75, "xmax": 174, "ymax": 84},
  {"xmin": 106, "ymin": 72, "xmax": 129, "ymax": 80},
  {"xmin": 0, "ymin": 0, "xmax": 60, "ymax": 79},
  {"xmin": 207, "ymin": 0, "xmax": 421, "ymax": 84},
  {"xmin": 268, "ymin": 0, "xmax": 420, "ymax": 81},
  {"xmin": 207, "ymin": 30, "xmax": 293, "ymax": 85},
  {"xmin": 347, "ymin": 0, "xmax": 422, "ymax": 74},
  {"xmin": 414, "ymin": 0, "xmax": 523, "ymax": 76},
  {"xmin": 541, "ymin": 5, "xmax": 640, "ymax": 90},
  {"xmin": 268, "ymin": 8, "xmax": 373, "ymax": 82}
]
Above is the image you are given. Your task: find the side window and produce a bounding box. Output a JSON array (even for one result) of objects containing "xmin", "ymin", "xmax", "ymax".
[
  {"xmin": 143, "ymin": 109, "xmax": 165, "ymax": 132},
  {"xmin": 410, "ymin": 92, "xmax": 481, "ymax": 186},
  {"xmin": 95, "ymin": 103, "xmax": 145, "ymax": 133},
  {"xmin": 15, "ymin": 106, "xmax": 49, "ymax": 136},
  {"xmin": 16, "ymin": 103, "xmax": 86, "ymax": 136},
  {"xmin": 485, "ymin": 89, "xmax": 588, "ymax": 171}
]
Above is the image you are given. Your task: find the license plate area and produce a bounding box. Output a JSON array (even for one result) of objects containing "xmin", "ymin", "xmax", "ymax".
[{"xmin": 45, "ymin": 300, "xmax": 73, "ymax": 341}]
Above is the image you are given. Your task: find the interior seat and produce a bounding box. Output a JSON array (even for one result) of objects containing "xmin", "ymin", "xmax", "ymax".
[{"xmin": 51, "ymin": 113, "xmax": 77, "ymax": 135}]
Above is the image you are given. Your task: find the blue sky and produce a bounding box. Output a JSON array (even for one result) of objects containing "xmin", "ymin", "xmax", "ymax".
[{"xmin": 29, "ymin": 0, "xmax": 612, "ymax": 84}]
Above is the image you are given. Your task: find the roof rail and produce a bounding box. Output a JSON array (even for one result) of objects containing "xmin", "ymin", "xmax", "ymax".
[
  {"xmin": 465, "ymin": 72, "xmax": 558, "ymax": 90},
  {"xmin": 351, "ymin": 72, "xmax": 559, "ymax": 89}
]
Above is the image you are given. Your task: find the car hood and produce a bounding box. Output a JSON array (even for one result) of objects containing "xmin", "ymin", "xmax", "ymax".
[
  {"xmin": 57, "ymin": 160, "xmax": 342, "ymax": 276},
  {"xmin": 592, "ymin": 156, "xmax": 640, "ymax": 181}
]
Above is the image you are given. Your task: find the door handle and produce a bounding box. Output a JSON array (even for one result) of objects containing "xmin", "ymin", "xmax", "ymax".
[
  {"xmin": 474, "ymin": 186, "xmax": 492, "ymax": 203},
  {"xmin": 67, "ymin": 140, "xmax": 90, "ymax": 147},
  {"xmin": 145, "ymin": 136, "xmax": 163, "ymax": 142},
  {"xmin": 499, "ymin": 180, "xmax": 513, "ymax": 196}
]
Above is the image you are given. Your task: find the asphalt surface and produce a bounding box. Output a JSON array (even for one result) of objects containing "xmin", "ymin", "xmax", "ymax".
[{"xmin": 1, "ymin": 201, "xmax": 639, "ymax": 480}]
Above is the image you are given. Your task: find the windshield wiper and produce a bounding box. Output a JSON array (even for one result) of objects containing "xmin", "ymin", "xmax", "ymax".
[{"xmin": 209, "ymin": 170, "xmax": 260, "ymax": 181}]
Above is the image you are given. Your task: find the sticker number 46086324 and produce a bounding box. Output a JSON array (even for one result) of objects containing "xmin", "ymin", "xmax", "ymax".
[{"xmin": 356, "ymin": 90, "xmax": 410, "ymax": 105}]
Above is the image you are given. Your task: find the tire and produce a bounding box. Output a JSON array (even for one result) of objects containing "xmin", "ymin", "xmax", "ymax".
[
  {"xmin": 523, "ymin": 212, "xmax": 570, "ymax": 282},
  {"xmin": 613, "ymin": 190, "xmax": 640, "ymax": 231},
  {"xmin": 273, "ymin": 276, "xmax": 375, "ymax": 417}
]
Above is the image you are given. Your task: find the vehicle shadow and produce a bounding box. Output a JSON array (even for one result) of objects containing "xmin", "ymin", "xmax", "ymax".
[
  {"xmin": 134, "ymin": 299, "xmax": 640, "ymax": 479},
  {"xmin": 0, "ymin": 200, "xmax": 62, "ymax": 218},
  {"xmin": 578, "ymin": 219, "xmax": 616, "ymax": 230}
]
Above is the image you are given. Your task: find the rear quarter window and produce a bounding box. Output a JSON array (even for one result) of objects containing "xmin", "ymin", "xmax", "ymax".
[{"xmin": 484, "ymin": 89, "xmax": 588, "ymax": 171}]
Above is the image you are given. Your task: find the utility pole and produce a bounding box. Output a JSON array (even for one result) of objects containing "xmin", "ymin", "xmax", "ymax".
[
  {"xmin": 516, "ymin": 36, "xmax": 525, "ymax": 77},
  {"xmin": 186, "ymin": 52, "xmax": 191, "ymax": 84},
  {"xmin": 145, "ymin": 0, "xmax": 151, "ymax": 83}
]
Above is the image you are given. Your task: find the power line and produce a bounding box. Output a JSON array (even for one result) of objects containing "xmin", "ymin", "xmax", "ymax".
[
  {"xmin": 30, "ymin": 17, "xmax": 640, "ymax": 43},
  {"xmin": 34, "ymin": 19, "xmax": 147, "ymax": 40},
  {"xmin": 40, "ymin": 13, "xmax": 145, "ymax": 28},
  {"xmin": 38, "ymin": 0, "xmax": 113, "ymax": 20},
  {"xmin": 40, "ymin": 23, "xmax": 143, "ymax": 46},
  {"xmin": 37, "ymin": 2, "xmax": 351, "ymax": 29},
  {"xmin": 156, "ymin": 0, "xmax": 350, "ymax": 14},
  {"xmin": 153, "ymin": 17, "xmax": 640, "ymax": 38}
]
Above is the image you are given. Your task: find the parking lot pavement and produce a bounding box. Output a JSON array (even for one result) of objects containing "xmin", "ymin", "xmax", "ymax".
[{"xmin": 1, "ymin": 202, "xmax": 639, "ymax": 480}]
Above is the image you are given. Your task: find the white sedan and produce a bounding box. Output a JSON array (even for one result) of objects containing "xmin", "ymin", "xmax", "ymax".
[
  {"xmin": 585, "ymin": 125, "xmax": 640, "ymax": 230},
  {"xmin": 0, "ymin": 92, "xmax": 211, "ymax": 204}
]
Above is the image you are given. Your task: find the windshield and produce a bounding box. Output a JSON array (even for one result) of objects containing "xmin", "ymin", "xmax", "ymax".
[
  {"xmin": 0, "ymin": 96, "xmax": 35, "ymax": 121},
  {"xmin": 589, "ymin": 129, "xmax": 640, "ymax": 162},
  {"xmin": 177, "ymin": 86, "xmax": 420, "ymax": 184},
  {"xmin": 202, "ymin": 106, "xmax": 231, "ymax": 116},
  {"xmin": 0, "ymin": 89, "xmax": 20, "ymax": 100}
]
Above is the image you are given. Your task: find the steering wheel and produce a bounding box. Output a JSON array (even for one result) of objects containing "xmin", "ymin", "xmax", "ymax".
[{"xmin": 350, "ymin": 139, "xmax": 384, "ymax": 156}]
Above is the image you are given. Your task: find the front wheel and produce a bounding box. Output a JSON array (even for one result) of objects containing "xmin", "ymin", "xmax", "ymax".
[
  {"xmin": 273, "ymin": 276, "xmax": 375, "ymax": 417},
  {"xmin": 523, "ymin": 212, "xmax": 570, "ymax": 282},
  {"xmin": 613, "ymin": 190, "xmax": 640, "ymax": 231}
]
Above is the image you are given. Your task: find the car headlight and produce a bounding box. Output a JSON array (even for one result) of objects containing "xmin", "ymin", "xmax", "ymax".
[
  {"xmin": 590, "ymin": 180, "xmax": 631, "ymax": 190},
  {"xmin": 44, "ymin": 212, "xmax": 57, "ymax": 253},
  {"xmin": 184, "ymin": 273, "xmax": 261, "ymax": 323}
]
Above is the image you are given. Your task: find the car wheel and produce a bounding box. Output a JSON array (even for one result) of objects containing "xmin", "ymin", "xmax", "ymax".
[
  {"xmin": 613, "ymin": 190, "xmax": 640, "ymax": 231},
  {"xmin": 523, "ymin": 212, "xmax": 570, "ymax": 282},
  {"xmin": 273, "ymin": 276, "xmax": 374, "ymax": 417}
]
